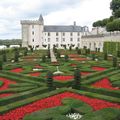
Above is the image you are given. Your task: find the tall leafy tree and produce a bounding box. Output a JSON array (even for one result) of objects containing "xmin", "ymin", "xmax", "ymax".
[
  {"xmin": 110, "ymin": 0, "xmax": 120, "ymax": 18},
  {"xmin": 46, "ymin": 71, "xmax": 55, "ymax": 90},
  {"xmin": 73, "ymin": 68, "xmax": 81, "ymax": 89},
  {"xmin": 0, "ymin": 60, "xmax": 3, "ymax": 70},
  {"xmin": 113, "ymin": 56, "xmax": 117, "ymax": 67}
]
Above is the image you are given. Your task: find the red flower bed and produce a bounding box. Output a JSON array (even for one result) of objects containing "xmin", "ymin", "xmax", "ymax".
[
  {"xmin": 69, "ymin": 54, "xmax": 79, "ymax": 58},
  {"xmin": 0, "ymin": 77, "xmax": 16, "ymax": 98},
  {"xmin": 35, "ymin": 65, "xmax": 43, "ymax": 69},
  {"xmin": 92, "ymin": 78, "xmax": 120, "ymax": 90},
  {"xmin": 72, "ymin": 57, "xmax": 87, "ymax": 61},
  {"xmin": 0, "ymin": 92, "xmax": 120, "ymax": 120},
  {"xmin": 81, "ymin": 72, "xmax": 91, "ymax": 76},
  {"xmin": 69, "ymin": 63, "xmax": 77, "ymax": 67},
  {"xmin": 53, "ymin": 75, "xmax": 74, "ymax": 81},
  {"xmin": 10, "ymin": 68, "xmax": 23, "ymax": 73},
  {"xmin": 29, "ymin": 72, "xmax": 41, "ymax": 77},
  {"xmin": 92, "ymin": 66, "xmax": 107, "ymax": 71}
]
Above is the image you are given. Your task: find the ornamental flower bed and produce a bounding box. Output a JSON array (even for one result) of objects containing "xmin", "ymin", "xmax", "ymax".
[
  {"xmin": 29, "ymin": 72, "xmax": 41, "ymax": 77},
  {"xmin": 0, "ymin": 77, "xmax": 16, "ymax": 98},
  {"xmin": 72, "ymin": 57, "xmax": 87, "ymax": 61},
  {"xmin": 92, "ymin": 66, "xmax": 107, "ymax": 71},
  {"xmin": 92, "ymin": 78, "xmax": 120, "ymax": 90},
  {"xmin": 68, "ymin": 54, "xmax": 79, "ymax": 58},
  {"xmin": 0, "ymin": 92, "xmax": 120, "ymax": 120},
  {"xmin": 69, "ymin": 63, "xmax": 77, "ymax": 67},
  {"xmin": 34, "ymin": 65, "xmax": 43, "ymax": 69},
  {"xmin": 10, "ymin": 68, "xmax": 23, "ymax": 73},
  {"xmin": 53, "ymin": 75, "xmax": 74, "ymax": 81}
]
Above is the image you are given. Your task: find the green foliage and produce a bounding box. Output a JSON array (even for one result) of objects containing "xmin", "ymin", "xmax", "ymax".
[
  {"xmin": 110, "ymin": 0, "xmax": 120, "ymax": 18},
  {"xmin": 104, "ymin": 52, "xmax": 108, "ymax": 60},
  {"xmin": 24, "ymin": 48, "xmax": 28, "ymax": 56},
  {"xmin": 46, "ymin": 71, "xmax": 54, "ymax": 88},
  {"xmin": 47, "ymin": 50, "xmax": 50, "ymax": 58},
  {"xmin": 81, "ymin": 108, "xmax": 120, "ymax": 120},
  {"xmin": 106, "ymin": 19, "xmax": 120, "ymax": 32},
  {"xmin": 56, "ymin": 51, "xmax": 61, "ymax": 58},
  {"xmin": 77, "ymin": 49, "xmax": 81, "ymax": 54},
  {"xmin": 2, "ymin": 50, "xmax": 7, "ymax": 62},
  {"xmin": 0, "ymin": 60, "xmax": 3, "ymax": 70},
  {"xmin": 0, "ymin": 81, "xmax": 3, "ymax": 87},
  {"xmin": 41, "ymin": 55, "xmax": 46, "ymax": 62},
  {"xmin": 73, "ymin": 68, "xmax": 81, "ymax": 89},
  {"xmin": 65, "ymin": 55, "xmax": 69, "ymax": 62},
  {"xmin": 113, "ymin": 56, "xmax": 117, "ymax": 67},
  {"xmin": 14, "ymin": 48, "xmax": 19, "ymax": 62},
  {"xmin": 92, "ymin": 54, "xmax": 95, "ymax": 60},
  {"xmin": 103, "ymin": 42, "xmax": 120, "ymax": 55}
]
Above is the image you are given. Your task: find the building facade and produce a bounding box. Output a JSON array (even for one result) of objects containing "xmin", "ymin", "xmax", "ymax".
[
  {"xmin": 21, "ymin": 15, "xmax": 120, "ymax": 51},
  {"xmin": 21, "ymin": 15, "xmax": 89, "ymax": 49}
]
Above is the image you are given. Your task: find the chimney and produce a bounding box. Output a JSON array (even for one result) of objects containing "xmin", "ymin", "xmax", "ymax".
[{"xmin": 74, "ymin": 21, "xmax": 76, "ymax": 26}]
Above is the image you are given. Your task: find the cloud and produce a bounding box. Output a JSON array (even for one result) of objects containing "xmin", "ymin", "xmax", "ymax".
[{"xmin": 0, "ymin": 0, "xmax": 112, "ymax": 39}]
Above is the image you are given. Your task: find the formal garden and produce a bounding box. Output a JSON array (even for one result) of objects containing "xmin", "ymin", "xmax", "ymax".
[{"xmin": 0, "ymin": 42, "xmax": 120, "ymax": 120}]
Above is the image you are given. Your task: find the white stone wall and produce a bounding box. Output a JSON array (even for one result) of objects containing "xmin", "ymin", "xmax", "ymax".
[
  {"xmin": 43, "ymin": 32, "xmax": 82, "ymax": 49},
  {"xmin": 81, "ymin": 34, "xmax": 120, "ymax": 52}
]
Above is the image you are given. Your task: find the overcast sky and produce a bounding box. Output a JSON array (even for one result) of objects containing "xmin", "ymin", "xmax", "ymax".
[{"xmin": 0, "ymin": 0, "xmax": 112, "ymax": 39}]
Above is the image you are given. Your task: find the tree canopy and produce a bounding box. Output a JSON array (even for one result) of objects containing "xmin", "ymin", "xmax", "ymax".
[{"xmin": 110, "ymin": 0, "xmax": 120, "ymax": 18}]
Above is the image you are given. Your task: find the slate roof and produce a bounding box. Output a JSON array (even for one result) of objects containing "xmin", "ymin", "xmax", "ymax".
[{"xmin": 44, "ymin": 25, "xmax": 83, "ymax": 32}]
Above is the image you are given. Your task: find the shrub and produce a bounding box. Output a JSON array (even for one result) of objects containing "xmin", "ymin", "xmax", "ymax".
[
  {"xmin": 46, "ymin": 71, "xmax": 54, "ymax": 89},
  {"xmin": 73, "ymin": 68, "xmax": 81, "ymax": 89},
  {"xmin": 104, "ymin": 52, "xmax": 108, "ymax": 60},
  {"xmin": 113, "ymin": 56, "xmax": 117, "ymax": 67},
  {"xmin": 0, "ymin": 81, "xmax": 3, "ymax": 87},
  {"xmin": 65, "ymin": 55, "xmax": 69, "ymax": 62},
  {"xmin": 80, "ymin": 108, "xmax": 120, "ymax": 120},
  {"xmin": 42, "ymin": 55, "xmax": 46, "ymax": 62},
  {"xmin": 0, "ymin": 60, "xmax": 3, "ymax": 70}
]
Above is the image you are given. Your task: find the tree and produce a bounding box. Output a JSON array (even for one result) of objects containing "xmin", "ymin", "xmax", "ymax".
[
  {"xmin": 113, "ymin": 56, "xmax": 117, "ymax": 67},
  {"xmin": 104, "ymin": 52, "xmax": 108, "ymax": 60},
  {"xmin": 73, "ymin": 68, "xmax": 81, "ymax": 89},
  {"xmin": 42, "ymin": 55, "xmax": 46, "ymax": 62},
  {"xmin": 0, "ymin": 61, "xmax": 2, "ymax": 70},
  {"xmin": 106, "ymin": 19, "xmax": 120, "ymax": 32},
  {"xmin": 117, "ymin": 51, "xmax": 120, "ymax": 57},
  {"xmin": 24, "ymin": 47, "xmax": 28, "ymax": 56},
  {"xmin": 2, "ymin": 50, "xmax": 7, "ymax": 62},
  {"xmin": 64, "ymin": 55, "xmax": 69, "ymax": 62},
  {"xmin": 47, "ymin": 50, "xmax": 51, "ymax": 58},
  {"xmin": 92, "ymin": 54, "xmax": 95, "ymax": 61},
  {"xmin": 14, "ymin": 48, "xmax": 19, "ymax": 62},
  {"xmin": 46, "ymin": 71, "xmax": 54, "ymax": 89},
  {"xmin": 110, "ymin": 0, "xmax": 120, "ymax": 18},
  {"xmin": 77, "ymin": 49, "xmax": 81, "ymax": 54}
]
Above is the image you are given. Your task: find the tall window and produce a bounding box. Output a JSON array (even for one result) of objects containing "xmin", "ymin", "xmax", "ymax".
[
  {"xmin": 77, "ymin": 38, "xmax": 80, "ymax": 42},
  {"xmin": 48, "ymin": 38, "xmax": 50, "ymax": 42},
  {"xmin": 56, "ymin": 32, "xmax": 59, "ymax": 36},
  {"xmin": 56, "ymin": 38, "xmax": 59, "ymax": 42},
  {"xmin": 62, "ymin": 38, "xmax": 65, "ymax": 42},
  {"xmin": 78, "ymin": 32, "xmax": 80, "ymax": 36},
  {"xmin": 70, "ymin": 32, "xmax": 73, "ymax": 36},
  {"xmin": 32, "ymin": 31, "xmax": 34, "ymax": 35},
  {"xmin": 62, "ymin": 32, "xmax": 65, "ymax": 36},
  {"xmin": 48, "ymin": 32, "xmax": 50, "ymax": 36},
  {"xmin": 70, "ymin": 38, "xmax": 73, "ymax": 42}
]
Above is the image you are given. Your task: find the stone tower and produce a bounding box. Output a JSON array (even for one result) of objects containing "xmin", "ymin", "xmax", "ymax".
[{"xmin": 21, "ymin": 15, "xmax": 44, "ymax": 50}]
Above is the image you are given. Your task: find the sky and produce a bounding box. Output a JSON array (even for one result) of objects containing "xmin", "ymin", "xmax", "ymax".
[{"xmin": 0, "ymin": 0, "xmax": 112, "ymax": 39}]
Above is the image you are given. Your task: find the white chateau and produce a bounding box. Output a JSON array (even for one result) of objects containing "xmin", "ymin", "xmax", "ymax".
[
  {"xmin": 21, "ymin": 15, "xmax": 120, "ymax": 51},
  {"xmin": 21, "ymin": 15, "xmax": 89, "ymax": 50}
]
